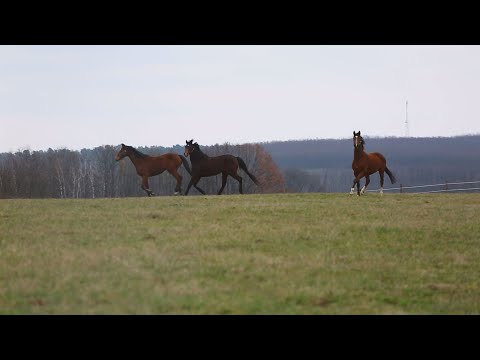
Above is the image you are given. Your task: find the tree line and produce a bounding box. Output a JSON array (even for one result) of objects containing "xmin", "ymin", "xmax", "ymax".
[
  {"xmin": 2, "ymin": 134, "xmax": 479, "ymax": 198},
  {"xmin": 0, "ymin": 143, "xmax": 285, "ymax": 199}
]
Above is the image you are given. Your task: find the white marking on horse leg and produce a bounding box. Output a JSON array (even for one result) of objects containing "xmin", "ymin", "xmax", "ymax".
[
  {"xmin": 174, "ymin": 191, "xmax": 180, "ymax": 195},
  {"xmin": 350, "ymin": 187, "xmax": 355, "ymax": 195},
  {"xmin": 380, "ymin": 187, "xmax": 384, "ymax": 196},
  {"xmin": 360, "ymin": 185, "xmax": 366, "ymax": 195}
]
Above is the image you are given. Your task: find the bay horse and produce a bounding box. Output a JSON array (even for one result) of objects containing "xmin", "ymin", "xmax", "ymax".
[
  {"xmin": 183, "ymin": 140, "xmax": 260, "ymax": 195},
  {"xmin": 350, "ymin": 131, "xmax": 396, "ymax": 196},
  {"xmin": 115, "ymin": 143, "xmax": 191, "ymax": 197}
]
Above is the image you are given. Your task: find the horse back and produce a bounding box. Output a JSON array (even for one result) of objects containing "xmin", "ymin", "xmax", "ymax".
[
  {"xmin": 209, "ymin": 154, "xmax": 238, "ymax": 169},
  {"xmin": 368, "ymin": 152, "xmax": 386, "ymax": 164},
  {"xmin": 193, "ymin": 154, "xmax": 238, "ymax": 176},
  {"xmin": 143, "ymin": 153, "xmax": 181, "ymax": 175},
  {"xmin": 367, "ymin": 152, "xmax": 387, "ymax": 172}
]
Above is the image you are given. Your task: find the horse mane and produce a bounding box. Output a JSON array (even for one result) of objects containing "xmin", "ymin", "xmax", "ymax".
[
  {"xmin": 127, "ymin": 146, "xmax": 149, "ymax": 158},
  {"xmin": 193, "ymin": 143, "xmax": 206, "ymax": 155}
]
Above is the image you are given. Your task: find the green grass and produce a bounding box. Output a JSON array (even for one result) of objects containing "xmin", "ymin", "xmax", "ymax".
[{"xmin": 1, "ymin": 193, "xmax": 480, "ymax": 314}]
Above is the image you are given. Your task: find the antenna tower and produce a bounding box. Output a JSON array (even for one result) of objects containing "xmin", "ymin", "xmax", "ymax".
[{"xmin": 405, "ymin": 100, "xmax": 410, "ymax": 137}]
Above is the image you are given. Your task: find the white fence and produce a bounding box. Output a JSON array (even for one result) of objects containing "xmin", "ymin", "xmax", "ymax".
[{"xmin": 366, "ymin": 180, "xmax": 480, "ymax": 194}]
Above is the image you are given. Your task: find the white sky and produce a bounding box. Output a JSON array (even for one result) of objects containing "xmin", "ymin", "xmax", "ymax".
[{"xmin": 1, "ymin": 45, "xmax": 480, "ymax": 152}]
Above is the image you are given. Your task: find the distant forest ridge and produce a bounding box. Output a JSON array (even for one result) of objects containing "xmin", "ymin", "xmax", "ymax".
[
  {"xmin": 261, "ymin": 134, "xmax": 480, "ymax": 169},
  {"xmin": 261, "ymin": 134, "xmax": 480, "ymax": 192}
]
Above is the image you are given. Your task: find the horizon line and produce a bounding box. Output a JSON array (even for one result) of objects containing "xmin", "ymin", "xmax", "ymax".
[{"xmin": 2, "ymin": 133, "xmax": 480, "ymax": 154}]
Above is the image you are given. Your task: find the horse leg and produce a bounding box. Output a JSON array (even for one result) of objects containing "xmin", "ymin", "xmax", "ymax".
[
  {"xmin": 232, "ymin": 173, "xmax": 243, "ymax": 194},
  {"xmin": 185, "ymin": 175, "xmax": 206, "ymax": 196},
  {"xmin": 350, "ymin": 171, "xmax": 361, "ymax": 195},
  {"xmin": 141, "ymin": 176, "xmax": 155, "ymax": 197},
  {"xmin": 194, "ymin": 181, "xmax": 206, "ymax": 195},
  {"xmin": 191, "ymin": 174, "xmax": 206, "ymax": 195},
  {"xmin": 350, "ymin": 178, "xmax": 357, "ymax": 195},
  {"xmin": 350, "ymin": 172, "xmax": 365, "ymax": 196},
  {"xmin": 168, "ymin": 168, "xmax": 182, "ymax": 195},
  {"xmin": 361, "ymin": 175, "xmax": 370, "ymax": 195},
  {"xmin": 217, "ymin": 172, "xmax": 228, "ymax": 195},
  {"xmin": 184, "ymin": 175, "xmax": 197, "ymax": 196},
  {"xmin": 379, "ymin": 170, "xmax": 385, "ymax": 196}
]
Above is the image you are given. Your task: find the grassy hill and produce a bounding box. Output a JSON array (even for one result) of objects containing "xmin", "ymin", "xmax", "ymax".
[{"xmin": 1, "ymin": 193, "xmax": 479, "ymax": 314}]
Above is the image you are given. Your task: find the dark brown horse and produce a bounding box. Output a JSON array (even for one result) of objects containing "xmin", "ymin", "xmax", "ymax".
[
  {"xmin": 350, "ymin": 131, "xmax": 396, "ymax": 196},
  {"xmin": 183, "ymin": 140, "xmax": 260, "ymax": 195},
  {"xmin": 115, "ymin": 144, "xmax": 192, "ymax": 196}
]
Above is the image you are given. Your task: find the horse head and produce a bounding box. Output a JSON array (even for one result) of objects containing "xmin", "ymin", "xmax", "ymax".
[
  {"xmin": 115, "ymin": 143, "xmax": 130, "ymax": 161},
  {"xmin": 184, "ymin": 139, "xmax": 195, "ymax": 157},
  {"xmin": 353, "ymin": 131, "xmax": 365, "ymax": 149}
]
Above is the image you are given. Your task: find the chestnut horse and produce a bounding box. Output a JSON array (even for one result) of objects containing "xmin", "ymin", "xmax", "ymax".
[
  {"xmin": 115, "ymin": 144, "xmax": 191, "ymax": 196},
  {"xmin": 183, "ymin": 140, "xmax": 260, "ymax": 195},
  {"xmin": 350, "ymin": 131, "xmax": 396, "ymax": 196}
]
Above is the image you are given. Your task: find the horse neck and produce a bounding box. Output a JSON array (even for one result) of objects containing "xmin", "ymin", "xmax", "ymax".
[
  {"xmin": 190, "ymin": 148, "xmax": 208, "ymax": 162},
  {"xmin": 126, "ymin": 152, "xmax": 146, "ymax": 169},
  {"xmin": 353, "ymin": 145, "xmax": 367, "ymax": 162}
]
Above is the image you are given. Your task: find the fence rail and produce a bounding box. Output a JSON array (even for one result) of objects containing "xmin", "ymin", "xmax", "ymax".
[{"xmin": 366, "ymin": 180, "xmax": 480, "ymax": 194}]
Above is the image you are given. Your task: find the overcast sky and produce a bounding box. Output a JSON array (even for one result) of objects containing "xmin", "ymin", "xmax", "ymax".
[{"xmin": 1, "ymin": 45, "xmax": 480, "ymax": 153}]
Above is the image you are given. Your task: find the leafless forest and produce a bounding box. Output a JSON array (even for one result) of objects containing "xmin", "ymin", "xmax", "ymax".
[{"xmin": 0, "ymin": 143, "xmax": 285, "ymax": 198}]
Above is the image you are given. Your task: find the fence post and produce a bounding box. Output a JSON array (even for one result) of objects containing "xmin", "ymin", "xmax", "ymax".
[
  {"xmin": 445, "ymin": 180, "xmax": 449, "ymax": 192},
  {"xmin": 400, "ymin": 183, "xmax": 403, "ymax": 194}
]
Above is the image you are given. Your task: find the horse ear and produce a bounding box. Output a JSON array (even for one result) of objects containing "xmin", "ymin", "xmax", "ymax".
[
  {"xmin": 121, "ymin": 143, "xmax": 125, "ymax": 147},
  {"xmin": 358, "ymin": 131, "xmax": 361, "ymax": 136},
  {"xmin": 353, "ymin": 131, "xmax": 355, "ymax": 136}
]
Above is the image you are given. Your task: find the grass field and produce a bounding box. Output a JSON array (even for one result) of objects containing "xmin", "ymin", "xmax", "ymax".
[{"xmin": 1, "ymin": 193, "xmax": 479, "ymax": 314}]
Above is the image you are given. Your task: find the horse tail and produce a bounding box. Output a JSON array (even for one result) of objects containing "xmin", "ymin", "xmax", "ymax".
[
  {"xmin": 179, "ymin": 155, "xmax": 192, "ymax": 175},
  {"xmin": 236, "ymin": 157, "xmax": 260, "ymax": 185},
  {"xmin": 385, "ymin": 166, "xmax": 396, "ymax": 184}
]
